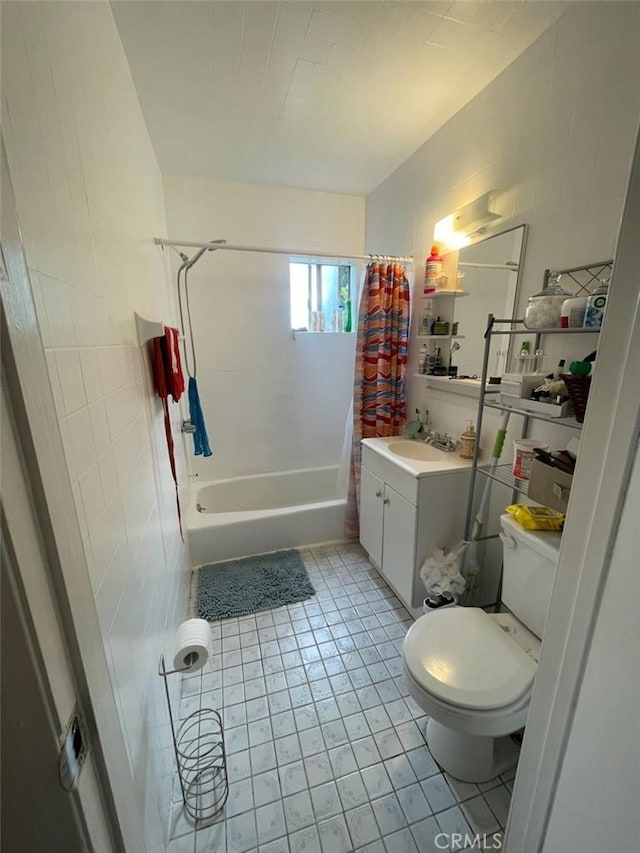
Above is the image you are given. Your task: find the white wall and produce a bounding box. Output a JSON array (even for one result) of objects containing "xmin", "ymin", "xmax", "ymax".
[
  {"xmin": 162, "ymin": 175, "xmax": 364, "ymax": 481},
  {"xmin": 2, "ymin": 3, "xmax": 190, "ymax": 850},
  {"xmin": 542, "ymin": 441, "xmax": 640, "ymax": 851},
  {"xmin": 366, "ymin": 1, "xmax": 640, "ymax": 455}
]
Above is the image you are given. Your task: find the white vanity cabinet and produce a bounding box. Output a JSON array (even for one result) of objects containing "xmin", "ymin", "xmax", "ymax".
[{"xmin": 360, "ymin": 442, "xmax": 471, "ymax": 613}]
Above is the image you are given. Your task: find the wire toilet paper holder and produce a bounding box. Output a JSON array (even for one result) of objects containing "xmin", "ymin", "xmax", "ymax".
[{"xmin": 158, "ymin": 654, "xmax": 228, "ymax": 824}]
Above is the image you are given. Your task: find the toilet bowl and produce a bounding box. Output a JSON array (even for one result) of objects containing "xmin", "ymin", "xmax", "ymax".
[{"xmin": 402, "ymin": 514, "xmax": 562, "ymax": 782}]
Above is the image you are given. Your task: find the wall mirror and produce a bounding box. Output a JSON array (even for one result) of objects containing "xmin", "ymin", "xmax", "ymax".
[{"xmin": 447, "ymin": 224, "xmax": 527, "ymax": 380}]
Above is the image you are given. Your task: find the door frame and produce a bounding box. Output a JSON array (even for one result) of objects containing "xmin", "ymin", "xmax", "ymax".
[
  {"xmin": 506, "ymin": 128, "xmax": 640, "ymax": 848},
  {"xmin": 1, "ymin": 145, "xmax": 146, "ymax": 850}
]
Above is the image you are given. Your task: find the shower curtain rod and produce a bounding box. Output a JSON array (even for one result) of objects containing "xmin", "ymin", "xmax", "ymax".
[{"xmin": 154, "ymin": 237, "xmax": 413, "ymax": 264}]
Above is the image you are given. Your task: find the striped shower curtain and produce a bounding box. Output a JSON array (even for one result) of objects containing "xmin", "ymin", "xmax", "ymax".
[{"xmin": 345, "ymin": 261, "xmax": 411, "ymax": 538}]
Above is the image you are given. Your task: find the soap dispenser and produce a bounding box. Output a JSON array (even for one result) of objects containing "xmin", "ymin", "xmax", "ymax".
[{"xmin": 459, "ymin": 422, "xmax": 476, "ymax": 459}]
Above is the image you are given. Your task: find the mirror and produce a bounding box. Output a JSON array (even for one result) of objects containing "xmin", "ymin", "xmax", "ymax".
[{"xmin": 446, "ymin": 225, "xmax": 527, "ymax": 379}]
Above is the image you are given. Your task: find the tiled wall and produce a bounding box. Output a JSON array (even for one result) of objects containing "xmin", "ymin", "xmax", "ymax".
[
  {"xmin": 2, "ymin": 3, "xmax": 190, "ymax": 850},
  {"xmin": 162, "ymin": 175, "xmax": 364, "ymax": 481},
  {"xmin": 366, "ymin": 1, "xmax": 640, "ymax": 452}
]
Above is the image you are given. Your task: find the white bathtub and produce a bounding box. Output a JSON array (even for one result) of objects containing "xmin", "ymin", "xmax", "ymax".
[{"xmin": 186, "ymin": 466, "xmax": 347, "ymax": 566}]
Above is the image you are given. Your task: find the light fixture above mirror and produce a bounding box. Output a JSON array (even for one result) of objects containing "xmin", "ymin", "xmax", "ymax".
[{"xmin": 434, "ymin": 190, "xmax": 501, "ymax": 251}]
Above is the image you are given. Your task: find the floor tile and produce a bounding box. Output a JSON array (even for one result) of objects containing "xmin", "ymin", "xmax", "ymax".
[
  {"xmin": 258, "ymin": 835, "xmax": 289, "ymax": 853},
  {"xmin": 279, "ymin": 760, "xmax": 307, "ymax": 797},
  {"xmin": 421, "ymin": 774, "xmax": 456, "ymax": 814},
  {"xmin": 409, "ymin": 816, "xmax": 442, "ymax": 853},
  {"xmin": 289, "ymin": 825, "xmax": 321, "ymax": 853},
  {"xmin": 255, "ymin": 801, "xmax": 287, "ymax": 846},
  {"xmin": 316, "ymin": 814, "xmax": 352, "ymax": 853},
  {"xmin": 345, "ymin": 803, "xmax": 380, "ymax": 848},
  {"xmin": 383, "ymin": 828, "xmax": 419, "ymax": 853},
  {"xmin": 283, "ymin": 791, "xmax": 315, "ymax": 832},
  {"xmin": 362, "ymin": 763, "xmax": 393, "ymax": 800},
  {"xmin": 484, "ymin": 785, "xmax": 511, "ymax": 828},
  {"xmin": 396, "ymin": 782, "xmax": 432, "ymax": 824},
  {"xmin": 336, "ymin": 770, "xmax": 369, "ymax": 810},
  {"xmin": 304, "ymin": 752, "xmax": 333, "ymax": 787},
  {"xmin": 226, "ymin": 812, "xmax": 257, "ymax": 852},
  {"xmin": 461, "ymin": 795, "xmax": 501, "ymax": 835},
  {"xmin": 253, "ymin": 771, "xmax": 281, "ymax": 807},
  {"xmin": 310, "ymin": 781, "xmax": 341, "ymax": 821},
  {"xmin": 371, "ymin": 793, "xmax": 407, "ymax": 835},
  {"xmin": 384, "ymin": 754, "xmax": 418, "ymax": 790}
]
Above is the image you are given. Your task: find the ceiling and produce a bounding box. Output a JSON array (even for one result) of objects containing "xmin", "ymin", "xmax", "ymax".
[{"xmin": 112, "ymin": 1, "xmax": 567, "ymax": 195}]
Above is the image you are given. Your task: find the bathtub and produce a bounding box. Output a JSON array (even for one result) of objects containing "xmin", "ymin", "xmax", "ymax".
[{"xmin": 187, "ymin": 466, "xmax": 347, "ymax": 566}]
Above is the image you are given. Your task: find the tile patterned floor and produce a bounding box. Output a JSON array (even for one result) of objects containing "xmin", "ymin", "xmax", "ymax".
[{"xmin": 169, "ymin": 543, "xmax": 513, "ymax": 853}]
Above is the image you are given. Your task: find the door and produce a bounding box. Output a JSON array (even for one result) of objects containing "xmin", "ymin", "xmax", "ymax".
[
  {"xmin": 1, "ymin": 546, "xmax": 87, "ymax": 851},
  {"xmin": 360, "ymin": 467, "xmax": 384, "ymax": 567},
  {"xmin": 381, "ymin": 485, "xmax": 417, "ymax": 608}
]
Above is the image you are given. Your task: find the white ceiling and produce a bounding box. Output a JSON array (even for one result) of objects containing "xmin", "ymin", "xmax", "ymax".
[{"xmin": 112, "ymin": 1, "xmax": 567, "ymax": 195}]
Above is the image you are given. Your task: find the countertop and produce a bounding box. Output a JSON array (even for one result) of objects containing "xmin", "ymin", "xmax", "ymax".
[{"xmin": 361, "ymin": 436, "xmax": 475, "ymax": 478}]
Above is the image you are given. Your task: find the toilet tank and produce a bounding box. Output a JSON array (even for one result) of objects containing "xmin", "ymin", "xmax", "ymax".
[{"xmin": 499, "ymin": 514, "xmax": 562, "ymax": 639}]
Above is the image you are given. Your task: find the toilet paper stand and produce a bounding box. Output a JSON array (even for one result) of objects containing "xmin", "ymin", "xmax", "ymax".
[{"xmin": 158, "ymin": 655, "xmax": 228, "ymax": 824}]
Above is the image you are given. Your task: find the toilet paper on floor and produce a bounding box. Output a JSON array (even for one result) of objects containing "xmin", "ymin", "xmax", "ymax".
[{"xmin": 173, "ymin": 618, "xmax": 210, "ymax": 672}]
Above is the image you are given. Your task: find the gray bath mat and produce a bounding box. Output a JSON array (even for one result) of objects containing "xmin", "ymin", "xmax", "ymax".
[{"xmin": 197, "ymin": 549, "xmax": 315, "ymax": 621}]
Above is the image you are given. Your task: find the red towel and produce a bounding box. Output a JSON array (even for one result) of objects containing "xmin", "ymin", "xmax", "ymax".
[{"xmin": 150, "ymin": 326, "xmax": 184, "ymax": 539}]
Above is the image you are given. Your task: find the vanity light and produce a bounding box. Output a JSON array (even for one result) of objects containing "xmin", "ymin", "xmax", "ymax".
[{"xmin": 434, "ymin": 190, "xmax": 501, "ymax": 250}]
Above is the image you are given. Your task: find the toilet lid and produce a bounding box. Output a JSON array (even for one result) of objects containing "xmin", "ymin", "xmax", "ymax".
[{"xmin": 403, "ymin": 608, "xmax": 537, "ymax": 711}]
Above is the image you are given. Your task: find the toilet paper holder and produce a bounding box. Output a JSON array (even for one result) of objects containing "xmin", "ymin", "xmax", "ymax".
[{"xmin": 158, "ymin": 654, "xmax": 228, "ymax": 823}]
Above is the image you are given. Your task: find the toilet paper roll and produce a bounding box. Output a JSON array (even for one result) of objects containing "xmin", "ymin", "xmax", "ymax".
[{"xmin": 173, "ymin": 618, "xmax": 210, "ymax": 673}]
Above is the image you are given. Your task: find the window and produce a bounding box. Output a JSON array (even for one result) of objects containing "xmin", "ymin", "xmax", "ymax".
[{"xmin": 290, "ymin": 260, "xmax": 353, "ymax": 332}]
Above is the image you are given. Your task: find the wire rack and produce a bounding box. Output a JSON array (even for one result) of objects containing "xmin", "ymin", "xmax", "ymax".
[
  {"xmin": 543, "ymin": 259, "xmax": 613, "ymax": 297},
  {"xmin": 159, "ymin": 655, "xmax": 228, "ymax": 824}
]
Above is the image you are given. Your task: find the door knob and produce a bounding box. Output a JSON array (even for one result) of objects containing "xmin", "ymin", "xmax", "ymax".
[
  {"xmin": 383, "ymin": 497, "xmax": 390, "ymax": 504},
  {"xmin": 375, "ymin": 490, "xmax": 382, "ymax": 498}
]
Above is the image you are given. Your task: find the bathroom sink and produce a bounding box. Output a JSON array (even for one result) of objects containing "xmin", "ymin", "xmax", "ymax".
[{"xmin": 387, "ymin": 441, "xmax": 452, "ymax": 461}]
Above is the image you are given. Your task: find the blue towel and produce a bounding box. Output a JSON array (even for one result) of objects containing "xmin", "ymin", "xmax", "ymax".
[{"xmin": 188, "ymin": 377, "xmax": 212, "ymax": 457}]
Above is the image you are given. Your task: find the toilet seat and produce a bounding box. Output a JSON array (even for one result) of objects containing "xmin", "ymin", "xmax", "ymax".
[{"xmin": 403, "ymin": 608, "xmax": 537, "ymax": 711}]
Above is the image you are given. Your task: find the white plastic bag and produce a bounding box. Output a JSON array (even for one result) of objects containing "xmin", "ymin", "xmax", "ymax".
[{"xmin": 420, "ymin": 541, "xmax": 469, "ymax": 596}]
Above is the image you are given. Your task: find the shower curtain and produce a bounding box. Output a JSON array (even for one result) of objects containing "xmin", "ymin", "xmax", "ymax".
[{"xmin": 345, "ymin": 261, "xmax": 411, "ymax": 538}]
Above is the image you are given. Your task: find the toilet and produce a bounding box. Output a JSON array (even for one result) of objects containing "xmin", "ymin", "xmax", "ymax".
[{"xmin": 402, "ymin": 513, "xmax": 562, "ymax": 782}]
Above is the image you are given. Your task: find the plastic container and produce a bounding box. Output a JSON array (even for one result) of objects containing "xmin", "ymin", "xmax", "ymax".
[
  {"xmin": 418, "ymin": 343, "xmax": 428, "ymax": 374},
  {"xmin": 584, "ymin": 279, "xmax": 609, "ymax": 328},
  {"xmin": 523, "ymin": 277, "xmax": 572, "ymax": 329},
  {"xmin": 512, "ymin": 439, "xmax": 547, "ymax": 480},
  {"xmin": 561, "ymin": 296, "xmax": 588, "ymax": 328},
  {"xmin": 423, "ymin": 245, "xmax": 443, "ymax": 294}
]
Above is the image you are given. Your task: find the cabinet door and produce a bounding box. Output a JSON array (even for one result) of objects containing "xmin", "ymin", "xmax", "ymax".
[
  {"xmin": 381, "ymin": 484, "xmax": 417, "ymax": 608},
  {"xmin": 359, "ymin": 467, "xmax": 384, "ymax": 568}
]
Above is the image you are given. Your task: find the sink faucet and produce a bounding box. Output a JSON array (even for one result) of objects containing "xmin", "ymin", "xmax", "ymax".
[{"xmin": 426, "ymin": 431, "xmax": 457, "ymax": 452}]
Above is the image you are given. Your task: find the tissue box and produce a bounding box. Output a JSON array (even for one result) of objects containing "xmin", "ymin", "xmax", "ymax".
[{"xmin": 528, "ymin": 458, "xmax": 573, "ymax": 513}]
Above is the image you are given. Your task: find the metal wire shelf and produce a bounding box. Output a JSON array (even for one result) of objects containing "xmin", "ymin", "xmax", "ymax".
[
  {"xmin": 476, "ymin": 463, "xmax": 529, "ymax": 496},
  {"xmin": 159, "ymin": 655, "xmax": 228, "ymax": 825}
]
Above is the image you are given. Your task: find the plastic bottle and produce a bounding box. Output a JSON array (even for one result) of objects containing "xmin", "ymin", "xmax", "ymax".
[
  {"xmin": 584, "ymin": 279, "xmax": 609, "ymax": 328},
  {"xmin": 423, "ymin": 245, "xmax": 443, "ymax": 294},
  {"xmin": 419, "ymin": 343, "xmax": 428, "ymax": 374},
  {"xmin": 553, "ymin": 358, "xmax": 566, "ymax": 380}
]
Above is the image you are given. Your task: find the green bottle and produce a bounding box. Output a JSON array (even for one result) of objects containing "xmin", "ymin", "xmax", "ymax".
[{"xmin": 344, "ymin": 299, "xmax": 352, "ymax": 332}]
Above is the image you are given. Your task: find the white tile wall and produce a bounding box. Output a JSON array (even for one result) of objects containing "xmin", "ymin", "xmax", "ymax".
[
  {"xmin": 2, "ymin": 3, "xmax": 191, "ymax": 850},
  {"xmin": 162, "ymin": 175, "xmax": 365, "ymax": 481},
  {"xmin": 366, "ymin": 1, "xmax": 640, "ymax": 453}
]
